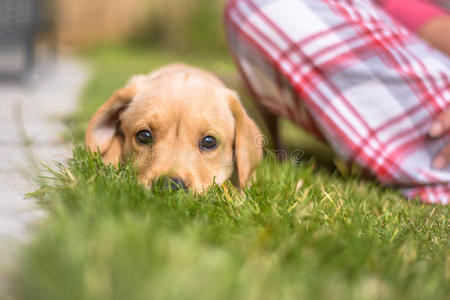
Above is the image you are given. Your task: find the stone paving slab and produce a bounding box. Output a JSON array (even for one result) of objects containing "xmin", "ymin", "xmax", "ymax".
[{"xmin": 0, "ymin": 57, "xmax": 88, "ymax": 298}]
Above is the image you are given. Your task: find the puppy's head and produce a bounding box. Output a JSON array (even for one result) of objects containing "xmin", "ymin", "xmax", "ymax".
[{"xmin": 85, "ymin": 68, "xmax": 263, "ymax": 192}]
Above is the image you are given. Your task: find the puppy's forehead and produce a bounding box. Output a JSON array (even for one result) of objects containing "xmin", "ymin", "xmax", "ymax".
[{"xmin": 126, "ymin": 73, "xmax": 234, "ymax": 124}]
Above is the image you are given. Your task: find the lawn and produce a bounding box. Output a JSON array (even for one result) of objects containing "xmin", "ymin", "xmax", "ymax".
[{"xmin": 16, "ymin": 45, "xmax": 449, "ymax": 300}]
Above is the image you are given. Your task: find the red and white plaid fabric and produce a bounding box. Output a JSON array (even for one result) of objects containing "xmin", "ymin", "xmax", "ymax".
[{"xmin": 224, "ymin": 0, "xmax": 450, "ymax": 204}]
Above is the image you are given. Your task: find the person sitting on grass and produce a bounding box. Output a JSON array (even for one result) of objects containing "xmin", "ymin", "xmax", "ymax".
[{"xmin": 224, "ymin": 0, "xmax": 450, "ymax": 204}]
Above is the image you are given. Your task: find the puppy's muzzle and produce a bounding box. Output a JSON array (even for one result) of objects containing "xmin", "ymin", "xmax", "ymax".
[{"xmin": 156, "ymin": 177, "xmax": 187, "ymax": 191}]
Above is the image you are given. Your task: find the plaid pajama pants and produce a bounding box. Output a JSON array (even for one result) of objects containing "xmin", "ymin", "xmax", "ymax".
[{"xmin": 224, "ymin": 0, "xmax": 450, "ymax": 204}]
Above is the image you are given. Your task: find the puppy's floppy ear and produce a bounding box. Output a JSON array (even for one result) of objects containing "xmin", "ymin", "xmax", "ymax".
[
  {"xmin": 85, "ymin": 86, "xmax": 136, "ymax": 165},
  {"xmin": 227, "ymin": 91, "xmax": 264, "ymax": 187}
]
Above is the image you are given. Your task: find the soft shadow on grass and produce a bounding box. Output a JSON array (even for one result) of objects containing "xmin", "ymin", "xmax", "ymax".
[{"xmin": 17, "ymin": 45, "xmax": 450, "ymax": 300}]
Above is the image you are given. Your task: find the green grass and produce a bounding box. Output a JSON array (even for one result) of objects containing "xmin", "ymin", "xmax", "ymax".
[{"xmin": 17, "ymin": 45, "xmax": 449, "ymax": 300}]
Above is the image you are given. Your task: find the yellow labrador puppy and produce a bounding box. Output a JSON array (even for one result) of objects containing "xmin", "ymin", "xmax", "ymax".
[{"xmin": 85, "ymin": 64, "xmax": 263, "ymax": 192}]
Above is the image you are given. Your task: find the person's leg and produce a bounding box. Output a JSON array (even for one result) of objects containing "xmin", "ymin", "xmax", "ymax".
[
  {"xmin": 225, "ymin": 10, "xmax": 327, "ymax": 147},
  {"xmin": 254, "ymin": 99, "xmax": 283, "ymax": 150},
  {"xmin": 224, "ymin": 0, "xmax": 450, "ymax": 204}
]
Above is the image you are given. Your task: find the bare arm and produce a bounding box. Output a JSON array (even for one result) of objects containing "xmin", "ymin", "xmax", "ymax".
[{"xmin": 418, "ymin": 15, "xmax": 450, "ymax": 56}]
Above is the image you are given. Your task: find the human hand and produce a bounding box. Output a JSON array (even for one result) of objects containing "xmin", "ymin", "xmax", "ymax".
[{"xmin": 429, "ymin": 107, "xmax": 450, "ymax": 169}]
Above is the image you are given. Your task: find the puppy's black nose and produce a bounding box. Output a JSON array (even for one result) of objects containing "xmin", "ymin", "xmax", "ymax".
[
  {"xmin": 167, "ymin": 177, "xmax": 187, "ymax": 191},
  {"xmin": 162, "ymin": 177, "xmax": 187, "ymax": 191}
]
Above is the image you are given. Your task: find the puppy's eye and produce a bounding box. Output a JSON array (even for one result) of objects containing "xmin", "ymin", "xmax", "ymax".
[
  {"xmin": 200, "ymin": 136, "xmax": 217, "ymax": 150},
  {"xmin": 136, "ymin": 130, "xmax": 152, "ymax": 145}
]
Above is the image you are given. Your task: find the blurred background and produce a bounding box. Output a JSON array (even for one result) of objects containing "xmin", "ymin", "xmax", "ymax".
[
  {"xmin": 55, "ymin": 0, "xmax": 227, "ymax": 52},
  {"xmin": 0, "ymin": 0, "xmax": 227, "ymax": 79}
]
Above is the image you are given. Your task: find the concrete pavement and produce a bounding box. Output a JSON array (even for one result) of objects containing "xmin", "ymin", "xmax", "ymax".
[{"xmin": 0, "ymin": 57, "xmax": 88, "ymax": 297}]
